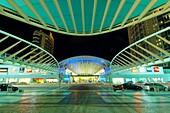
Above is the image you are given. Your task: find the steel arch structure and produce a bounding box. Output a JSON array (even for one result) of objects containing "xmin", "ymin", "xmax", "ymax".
[
  {"xmin": 110, "ymin": 26, "xmax": 170, "ymax": 73},
  {"xmin": 59, "ymin": 55, "xmax": 110, "ymax": 75},
  {"xmin": 0, "ymin": 30, "xmax": 59, "ymax": 73},
  {"xmin": 0, "ymin": 0, "xmax": 169, "ymax": 36}
]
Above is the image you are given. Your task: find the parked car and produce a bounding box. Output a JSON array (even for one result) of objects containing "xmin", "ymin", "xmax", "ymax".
[
  {"xmin": 18, "ymin": 82, "xmax": 28, "ymax": 85},
  {"xmin": 143, "ymin": 83, "xmax": 150, "ymax": 91},
  {"xmin": 164, "ymin": 81, "xmax": 170, "ymax": 86},
  {"xmin": 135, "ymin": 81, "xmax": 146, "ymax": 88},
  {"xmin": 0, "ymin": 84, "xmax": 18, "ymax": 92},
  {"xmin": 113, "ymin": 82, "xmax": 143, "ymax": 91},
  {"xmin": 144, "ymin": 83, "xmax": 168, "ymax": 91}
]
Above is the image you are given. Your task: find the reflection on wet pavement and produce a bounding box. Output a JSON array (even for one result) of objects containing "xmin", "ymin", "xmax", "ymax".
[
  {"xmin": 58, "ymin": 84, "xmax": 106, "ymax": 104},
  {"xmin": 1, "ymin": 84, "xmax": 170, "ymax": 113}
]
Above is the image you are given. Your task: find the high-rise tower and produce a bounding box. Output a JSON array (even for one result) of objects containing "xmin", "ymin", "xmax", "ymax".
[
  {"xmin": 127, "ymin": 11, "xmax": 170, "ymax": 67},
  {"xmin": 31, "ymin": 30, "xmax": 54, "ymax": 60}
]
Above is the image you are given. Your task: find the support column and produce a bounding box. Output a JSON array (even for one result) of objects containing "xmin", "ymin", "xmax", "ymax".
[
  {"xmin": 30, "ymin": 78, "xmax": 33, "ymax": 84},
  {"xmin": 16, "ymin": 78, "xmax": 19, "ymax": 84},
  {"xmin": 123, "ymin": 78, "xmax": 126, "ymax": 83},
  {"xmin": 44, "ymin": 78, "xmax": 46, "ymax": 83}
]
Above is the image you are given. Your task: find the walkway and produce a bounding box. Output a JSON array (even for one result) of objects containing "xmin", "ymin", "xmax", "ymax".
[{"xmin": 0, "ymin": 83, "xmax": 170, "ymax": 113}]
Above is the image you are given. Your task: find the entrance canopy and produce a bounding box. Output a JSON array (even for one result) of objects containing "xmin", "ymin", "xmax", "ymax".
[
  {"xmin": 59, "ymin": 56, "xmax": 110, "ymax": 75},
  {"xmin": 0, "ymin": 0, "xmax": 169, "ymax": 36}
]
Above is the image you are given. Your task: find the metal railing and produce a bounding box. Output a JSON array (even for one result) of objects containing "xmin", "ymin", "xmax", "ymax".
[
  {"xmin": 0, "ymin": 30, "xmax": 59, "ymax": 72},
  {"xmin": 110, "ymin": 26, "xmax": 170, "ymax": 73}
]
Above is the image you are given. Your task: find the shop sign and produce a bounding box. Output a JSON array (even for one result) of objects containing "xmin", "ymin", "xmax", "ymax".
[
  {"xmin": 154, "ymin": 66, "xmax": 160, "ymax": 72},
  {"xmin": 146, "ymin": 67, "xmax": 152, "ymax": 72},
  {"xmin": 26, "ymin": 68, "xmax": 32, "ymax": 73},
  {"xmin": 19, "ymin": 68, "xmax": 25, "ymax": 73},
  {"xmin": 139, "ymin": 67, "xmax": 145, "ymax": 72},
  {"xmin": 0, "ymin": 68, "xmax": 8, "ymax": 72},
  {"xmin": 131, "ymin": 68, "xmax": 138, "ymax": 73}
]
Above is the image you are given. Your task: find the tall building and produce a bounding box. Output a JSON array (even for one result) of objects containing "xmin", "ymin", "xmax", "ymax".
[
  {"xmin": 127, "ymin": 11, "xmax": 170, "ymax": 67},
  {"xmin": 31, "ymin": 30, "xmax": 54, "ymax": 60}
]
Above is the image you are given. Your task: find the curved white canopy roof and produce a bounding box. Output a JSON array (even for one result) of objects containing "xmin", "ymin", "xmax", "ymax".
[{"xmin": 0, "ymin": 0, "xmax": 169, "ymax": 36}]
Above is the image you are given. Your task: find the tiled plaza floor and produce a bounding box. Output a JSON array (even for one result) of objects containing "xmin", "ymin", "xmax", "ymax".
[{"xmin": 0, "ymin": 84, "xmax": 170, "ymax": 113}]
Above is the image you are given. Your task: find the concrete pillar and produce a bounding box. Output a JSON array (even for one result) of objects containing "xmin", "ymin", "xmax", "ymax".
[
  {"xmin": 3, "ymin": 78, "xmax": 7, "ymax": 83},
  {"xmin": 16, "ymin": 78, "xmax": 19, "ymax": 84},
  {"xmin": 30, "ymin": 78, "xmax": 33, "ymax": 83},
  {"xmin": 44, "ymin": 78, "xmax": 46, "ymax": 83},
  {"xmin": 123, "ymin": 78, "xmax": 126, "ymax": 83}
]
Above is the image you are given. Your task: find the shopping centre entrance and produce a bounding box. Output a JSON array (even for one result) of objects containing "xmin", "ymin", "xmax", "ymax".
[{"xmin": 71, "ymin": 75, "xmax": 99, "ymax": 83}]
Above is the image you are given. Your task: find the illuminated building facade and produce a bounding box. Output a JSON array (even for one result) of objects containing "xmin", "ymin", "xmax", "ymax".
[
  {"xmin": 127, "ymin": 11, "xmax": 170, "ymax": 67},
  {"xmin": 31, "ymin": 30, "xmax": 54, "ymax": 60}
]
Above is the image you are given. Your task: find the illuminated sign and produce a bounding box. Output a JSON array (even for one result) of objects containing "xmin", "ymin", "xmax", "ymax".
[
  {"xmin": 154, "ymin": 66, "xmax": 160, "ymax": 72},
  {"xmin": 26, "ymin": 68, "xmax": 32, "ymax": 73},
  {"xmin": 131, "ymin": 68, "xmax": 138, "ymax": 73},
  {"xmin": 34, "ymin": 69, "xmax": 40, "ymax": 73},
  {"xmin": 12, "ymin": 68, "xmax": 17, "ymax": 72},
  {"xmin": 0, "ymin": 68, "xmax": 8, "ymax": 72},
  {"xmin": 146, "ymin": 67, "xmax": 152, "ymax": 72},
  {"xmin": 19, "ymin": 68, "xmax": 25, "ymax": 73},
  {"xmin": 139, "ymin": 67, "xmax": 145, "ymax": 72}
]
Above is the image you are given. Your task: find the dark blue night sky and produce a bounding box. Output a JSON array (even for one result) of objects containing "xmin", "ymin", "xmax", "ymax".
[{"xmin": 0, "ymin": 15, "xmax": 129, "ymax": 62}]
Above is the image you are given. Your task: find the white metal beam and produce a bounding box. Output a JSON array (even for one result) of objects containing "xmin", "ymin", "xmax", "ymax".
[
  {"xmin": 0, "ymin": 5, "xmax": 4, "ymax": 12},
  {"xmin": 114, "ymin": 60, "xmax": 124, "ymax": 66},
  {"xmin": 41, "ymin": 58, "xmax": 54, "ymax": 67},
  {"xmin": 99, "ymin": 0, "xmax": 111, "ymax": 32},
  {"xmin": 121, "ymin": 0, "xmax": 141, "ymax": 26},
  {"xmin": 156, "ymin": 35, "xmax": 170, "ymax": 45},
  {"xmin": 6, "ymin": 0, "xmax": 30, "ymax": 22},
  {"xmin": 39, "ymin": 0, "xmax": 59, "ymax": 30},
  {"xmin": 121, "ymin": 53, "xmax": 141, "ymax": 65},
  {"xmin": 13, "ymin": 48, "xmax": 38, "ymax": 63},
  {"xmin": 91, "ymin": 0, "xmax": 97, "ymax": 33},
  {"xmin": 27, "ymin": 54, "xmax": 47, "ymax": 66},
  {"xmin": 145, "ymin": 40, "xmax": 170, "ymax": 57},
  {"xmin": 136, "ymin": 44, "xmax": 164, "ymax": 61},
  {"xmin": 36, "ymin": 56, "xmax": 51, "ymax": 64},
  {"xmin": 162, "ymin": 0, "xmax": 170, "ymax": 11},
  {"xmin": 116, "ymin": 58, "xmax": 131, "ymax": 68},
  {"xmin": 111, "ymin": 26, "xmax": 170, "ymax": 64},
  {"xmin": 23, "ymin": 0, "xmax": 47, "ymax": 27},
  {"xmin": 125, "ymin": 51, "xmax": 148, "ymax": 64},
  {"xmin": 0, "ymin": 41, "xmax": 21, "ymax": 55},
  {"xmin": 67, "ymin": 0, "xmax": 77, "ymax": 33},
  {"xmin": 109, "ymin": 0, "xmax": 126, "ymax": 30},
  {"xmin": 3, "ymin": 45, "xmax": 31, "ymax": 62},
  {"xmin": 114, "ymin": 60, "xmax": 129, "ymax": 70},
  {"xmin": 81, "ymin": 0, "xmax": 85, "ymax": 33},
  {"xmin": 0, "ymin": 36, "xmax": 9, "ymax": 43},
  {"xmin": 130, "ymin": 48, "xmax": 155, "ymax": 63},
  {"xmin": 118, "ymin": 55, "xmax": 135, "ymax": 66},
  {"xmin": 21, "ymin": 51, "xmax": 43, "ymax": 65},
  {"xmin": 53, "ymin": 0, "xmax": 69, "ymax": 32},
  {"xmin": 137, "ymin": 0, "xmax": 157, "ymax": 22}
]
